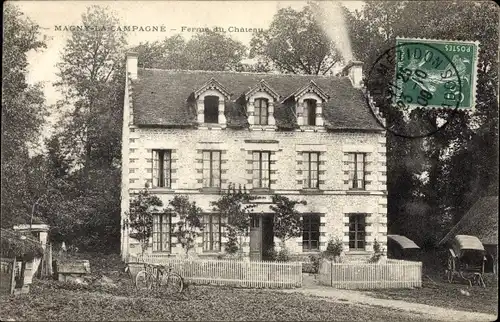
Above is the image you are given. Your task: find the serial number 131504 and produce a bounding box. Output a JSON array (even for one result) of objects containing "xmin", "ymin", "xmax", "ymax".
[{"xmin": 445, "ymin": 44, "xmax": 472, "ymax": 52}]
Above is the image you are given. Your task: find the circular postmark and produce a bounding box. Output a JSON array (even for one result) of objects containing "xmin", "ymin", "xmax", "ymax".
[{"xmin": 366, "ymin": 41, "xmax": 463, "ymax": 139}]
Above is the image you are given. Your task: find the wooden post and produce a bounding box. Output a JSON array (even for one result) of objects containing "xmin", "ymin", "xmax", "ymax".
[{"xmin": 10, "ymin": 258, "xmax": 16, "ymax": 295}]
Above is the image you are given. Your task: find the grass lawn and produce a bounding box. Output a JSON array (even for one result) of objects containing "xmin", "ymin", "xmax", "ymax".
[
  {"xmin": 365, "ymin": 274, "xmax": 498, "ymax": 316},
  {"xmin": 0, "ymin": 280, "xmax": 432, "ymax": 321},
  {"xmin": 0, "ymin": 252, "xmax": 434, "ymax": 321}
]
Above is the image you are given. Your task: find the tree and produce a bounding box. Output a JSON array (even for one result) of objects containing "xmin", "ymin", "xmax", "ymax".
[
  {"xmin": 55, "ymin": 5, "xmax": 126, "ymax": 175},
  {"xmin": 1, "ymin": 3, "xmax": 48, "ymax": 228},
  {"xmin": 128, "ymin": 189, "xmax": 163, "ymax": 255},
  {"xmin": 344, "ymin": 1, "xmax": 498, "ymax": 245},
  {"xmin": 270, "ymin": 195, "xmax": 307, "ymax": 250},
  {"xmin": 28, "ymin": 5, "xmax": 128, "ymax": 252},
  {"xmin": 134, "ymin": 31, "xmax": 247, "ymax": 71},
  {"xmin": 211, "ymin": 184, "xmax": 258, "ymax": 256},
  {"xmin": 250, "ymin": 4, "xmax": 342, "ymax": 75},
  {"xmin": 168, "ymin": 196, "xmax": 202, "ymax": 258}
]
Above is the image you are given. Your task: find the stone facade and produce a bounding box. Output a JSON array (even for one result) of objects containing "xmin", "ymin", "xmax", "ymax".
[{"xmin": 120, "ymin": 54, "xmax": 387, "ymax": 261}]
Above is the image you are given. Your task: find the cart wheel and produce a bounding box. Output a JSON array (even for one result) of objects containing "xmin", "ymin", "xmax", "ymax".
[{"xmin": 446, "ymin": 256, "xmax": 454, "ymax": 283}]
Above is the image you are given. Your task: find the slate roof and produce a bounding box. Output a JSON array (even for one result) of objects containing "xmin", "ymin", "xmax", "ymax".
[
  {"xmin": 131, "ymin": 68, "xmax": 383, "ymax": 131},
  {"xmin": 438, "ymin": 196, "xmax": 499, "ymax": 246}
]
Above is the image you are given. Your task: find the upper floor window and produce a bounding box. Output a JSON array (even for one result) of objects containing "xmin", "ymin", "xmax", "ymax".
[
  {"xmin": 152, "ymin": 213, "xmax": 172, "ymax": 252},
  {"xmin": 304, "ymin": 152, "xmax": 320, "ymax": 189},
  {"xmin": 348, "ymin": 153, "xmax": 366, "ymax": 190},
  {"xmin": 202, "ymin": 213, "xmax": 222, "ymax": 252},
  {"xmin": 304, "ymin": 99, "xmax": 317, "ymax": 126},
  {"xmin": 254, "ymin": 98, "xmax": 268, "ymax": 125},
  {"xmin": 202, "ymin": 150, "xmax": 221, "ymax": 188},
  {"xmin": 302, "ymin": 214, "xmax": 320, "ymax": 252},
  {"xmin": 349, "ymin": 214, "xmax": 366, "ymax": 250},
  {"xmin": 153, "ymin": 150, "xmax": 171, "ymax": 188},
  {"xmin": 252, "ymin": 151, "xmax": 271, "ymax": 189},
  {"xmin": 204, "ymin": 96, "xmax": 219, "ymax": 124}
]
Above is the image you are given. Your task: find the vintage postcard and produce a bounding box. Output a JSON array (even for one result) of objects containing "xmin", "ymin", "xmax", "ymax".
[{"xmin": 1, "ymin": 1, "xmax": 498, "ymax": 321}]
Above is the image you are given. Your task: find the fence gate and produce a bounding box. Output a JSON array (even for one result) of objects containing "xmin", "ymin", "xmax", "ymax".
[{"xmin": 0, "ymin": 258, "xmax": 16, "ymax": 295}]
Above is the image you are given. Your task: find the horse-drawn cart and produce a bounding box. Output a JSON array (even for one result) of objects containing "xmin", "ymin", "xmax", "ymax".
[{"xmin": 446, "ymin": 235, "xmax": 487, "ymax": 287}]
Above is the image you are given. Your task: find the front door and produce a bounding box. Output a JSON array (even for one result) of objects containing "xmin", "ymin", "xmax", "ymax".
[{"xmin": 249, "ymin": 215, "xmax": 262, "ymax": 261}]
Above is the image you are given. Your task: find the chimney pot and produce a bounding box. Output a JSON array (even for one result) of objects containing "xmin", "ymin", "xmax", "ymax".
[
  {"xmin": 126, "ymin": 52, "xmax": 138, "ymax": 80},
  {"xmin": 341, "ymin": 60, "xmax": 363, "ymax": 89}
]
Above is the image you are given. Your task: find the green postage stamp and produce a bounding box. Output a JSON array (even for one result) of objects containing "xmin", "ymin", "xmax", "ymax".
[{"xmin": 394, "ymin": 38, "xmax": 479, "ymax": 110}]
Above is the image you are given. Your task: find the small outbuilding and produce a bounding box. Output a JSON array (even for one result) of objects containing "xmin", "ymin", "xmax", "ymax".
[
  {"xmin": 438, "ymin": 196, "xmax": 498, "ymax": 275},
  {"xmin": 387, "ymin": 234, "xmax": 421, "ymax": 261}
]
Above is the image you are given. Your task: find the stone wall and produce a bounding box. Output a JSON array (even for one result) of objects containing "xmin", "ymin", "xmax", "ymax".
[{"xmin": 121, "ymin": 126, "xmax": 387, "ymax": 259}]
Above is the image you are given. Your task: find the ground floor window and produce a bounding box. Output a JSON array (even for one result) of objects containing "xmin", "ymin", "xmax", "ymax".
[
  {"xmin": 152, "ymin": 213, "xmax": 172, "ymax": 252},
  {"xmin": 302, "ymin": 214, "xmax": 320, "ymax": 251},
  {"xmin": 349, "ymin": 214, "xmax": 366, "ymax": 250},
  {"xmin": 202, "ymin": 213, "xmax": 222, "ymax": 252}
]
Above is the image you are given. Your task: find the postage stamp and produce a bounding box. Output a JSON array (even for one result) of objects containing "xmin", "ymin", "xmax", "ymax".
[{"xmin": 394, "ymin": 38, "xmax": 479, "ymax": 110}]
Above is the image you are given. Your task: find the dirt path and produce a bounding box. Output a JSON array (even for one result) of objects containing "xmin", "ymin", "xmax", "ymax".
[{"xmin": 282, "ymin": 285, "xmax": 497, "ymax": 322}]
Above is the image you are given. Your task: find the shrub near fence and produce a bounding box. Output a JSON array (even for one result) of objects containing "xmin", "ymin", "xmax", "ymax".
[
  {"xmin": 128, "ymin": 254, "xmax": 302, "ymax": 288},
  {"xmin": 319, "ymin": 259, "xmax": 422, "ymax": 289}
]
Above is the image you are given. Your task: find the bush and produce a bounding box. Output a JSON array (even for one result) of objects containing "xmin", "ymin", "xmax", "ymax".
[
  {"xmin": 265, "ymin": 245, "xmax": 291, "ymax": 262},
  {"xmin": 308, "ymin": 254, "xmax": 321, "ymax": 273},
  {"xmin": 323, "ymin": 237, "xmax": 343, "ymax": 260}
]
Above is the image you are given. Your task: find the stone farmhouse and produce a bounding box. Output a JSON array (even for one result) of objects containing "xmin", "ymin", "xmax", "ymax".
[{"xmin": 120, "ymin": 52, "xmax": 388, "ymax": 261}]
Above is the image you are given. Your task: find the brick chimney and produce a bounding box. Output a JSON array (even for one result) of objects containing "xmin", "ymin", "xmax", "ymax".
[
  {"xmin": 340, "ymin": 61, "xmax": 363, "ymax": 89},
  {"xmin": 126, "ymin": 52, "xmax": 138, "ymax": 80}
]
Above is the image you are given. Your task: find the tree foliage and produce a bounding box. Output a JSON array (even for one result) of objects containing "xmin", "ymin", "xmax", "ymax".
[
  {"xmin": 250, "ymin": 4, "xmax": 342, "ymax": 75},
  {"xmin": 127, "ymin": 189, "xmax": 163, "ymax": 255},
  {"xmin": 270, "ymin": 195, "xmax": 307, "ymax": 247},
  {"xmin": 134, "ymin": 31, "xmax": 246, "ymax": 71},
  {"xmin": 1, "ymin": 3, "xmax": 48, "ymax": 228},
  {"xmin": 168, "ymin": 196, "xmax": 202, "ymax": 257},
  {"xmin": 344, "ymin": 1, "xmax": 498, "ymax": 247},
  {"xmin": 211, "ymin": 184, "xmax": 258, "ymax": 255},
  {"xmin": 30, "ymin": 6, "xmax": 127, "ymax": 252}
]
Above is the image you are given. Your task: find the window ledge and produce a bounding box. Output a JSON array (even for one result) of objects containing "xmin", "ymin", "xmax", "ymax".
[
  {"xmin": 297, "ymin": 126, "xmax": 325, "ymax": 132},
  {"xmin": 150, "ymin": 188, "xmax": 175, "ymax": 193},
  {"xmin": 249, "ymin": 125, "xmax": 277, "ymax": 131},
  {"xmin": 199, "ymin": 187, "xmax": 222, "ymax": 194},
  {"xmin": 347, "ymin": 250, "xmax": 370, "ymax": 255},
  {"xmin": 250, "ymin": 188, "xmax": 274, "ymax": 195},
  {"xmin": 300, "ymin": 189, "xmax": 324, "ymax": 195},
  {"xmin": 302, "ymin": 250, "xmax": 321, "ymax": 254},
  {"xmin": 346, "ymin": 189, "xmax": 370, "ymax": 195},
  {"xmin": 198, "ymin": 123, "xmax": 226, "ymax": 129},
  {"xmin": 199, "ymin": 252, "xmax": 222, "ymax": 256}
]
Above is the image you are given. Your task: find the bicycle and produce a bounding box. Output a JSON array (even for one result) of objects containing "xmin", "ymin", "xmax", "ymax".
[{"xmin": 134, "ymin": 263, "xmax": 184, "ymax": 293}]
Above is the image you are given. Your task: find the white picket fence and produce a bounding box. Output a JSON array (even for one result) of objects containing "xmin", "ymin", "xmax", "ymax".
[
  {"xmin": 127, "ymin": 254, "xmax": 302, "ymax": 288},
  {"xmin": 319, "ymin": 259, "xmax": 422, "ymax": 289}
]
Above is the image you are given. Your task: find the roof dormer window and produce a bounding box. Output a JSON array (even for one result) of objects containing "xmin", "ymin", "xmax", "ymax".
[
  {"xmin": 204, "ymin": 96, "xmax": 219, "ymax": 124},
  {"xmin": 194, "ymin": 78, "xmax": 230, "ymax": 128},
  {"xmin": 254, "ymin": 98, "xmax": 269, "ymax": 125},
  {"xmin": 245, "ymin": 80, "xmax": 280, "ymax": 129},
  {"xmin": 304, "ymin": 99, "xmax": 317, "ymax": 126},
  {"xmin": 286, "ymin": 81, "xmax": 329, "ymax": 128}
]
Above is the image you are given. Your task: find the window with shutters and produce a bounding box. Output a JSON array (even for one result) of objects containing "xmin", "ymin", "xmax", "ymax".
[
  {"xmin": 152, "ymin": 150, "xmax": 171, "ymax": 188},
  {"xmin": 152, "ymin": 213, "xmax": 172, "ymax": 252},
  {"xmin": 202, "ymin": 213, "xmax": 222, "ymax": 252},
  {"xmin": 254, "ymin": 98, "xmax": 268, "ymax": 125},
  {"xmin": 303, "ymin": 99, "xmax": 317, "ymax": 126},
  {"xmin": 303, "ymin": 152, "xmax": 320, "ymax": 189},
  {"xmin": 348, "ymin": 214, "xmax": 366, "ymax": 250},
  {"xmin": 302, "ymin": 215, "xmax": 320, "ymax": 251},
  {"xmin": 202, "ymin": 150, "xmax": 221, "ymax": 188},
  {"xmin": 252, "ymin": 151, "xmax": 271, "ymax": 189},
  {"xmin": 348, "ymin": 153, "xmax": 366, "ymax": 190}
]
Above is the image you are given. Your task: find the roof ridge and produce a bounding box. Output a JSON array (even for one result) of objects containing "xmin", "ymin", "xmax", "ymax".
[{"xmin": 139, "ymin": 67, "xmax": 340, "ymax": 78}]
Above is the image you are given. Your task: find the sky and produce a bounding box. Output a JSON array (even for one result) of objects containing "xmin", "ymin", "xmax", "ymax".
[{"xmin": 13, "ymin": 0, "xmax": 365, "ymax": 146}]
